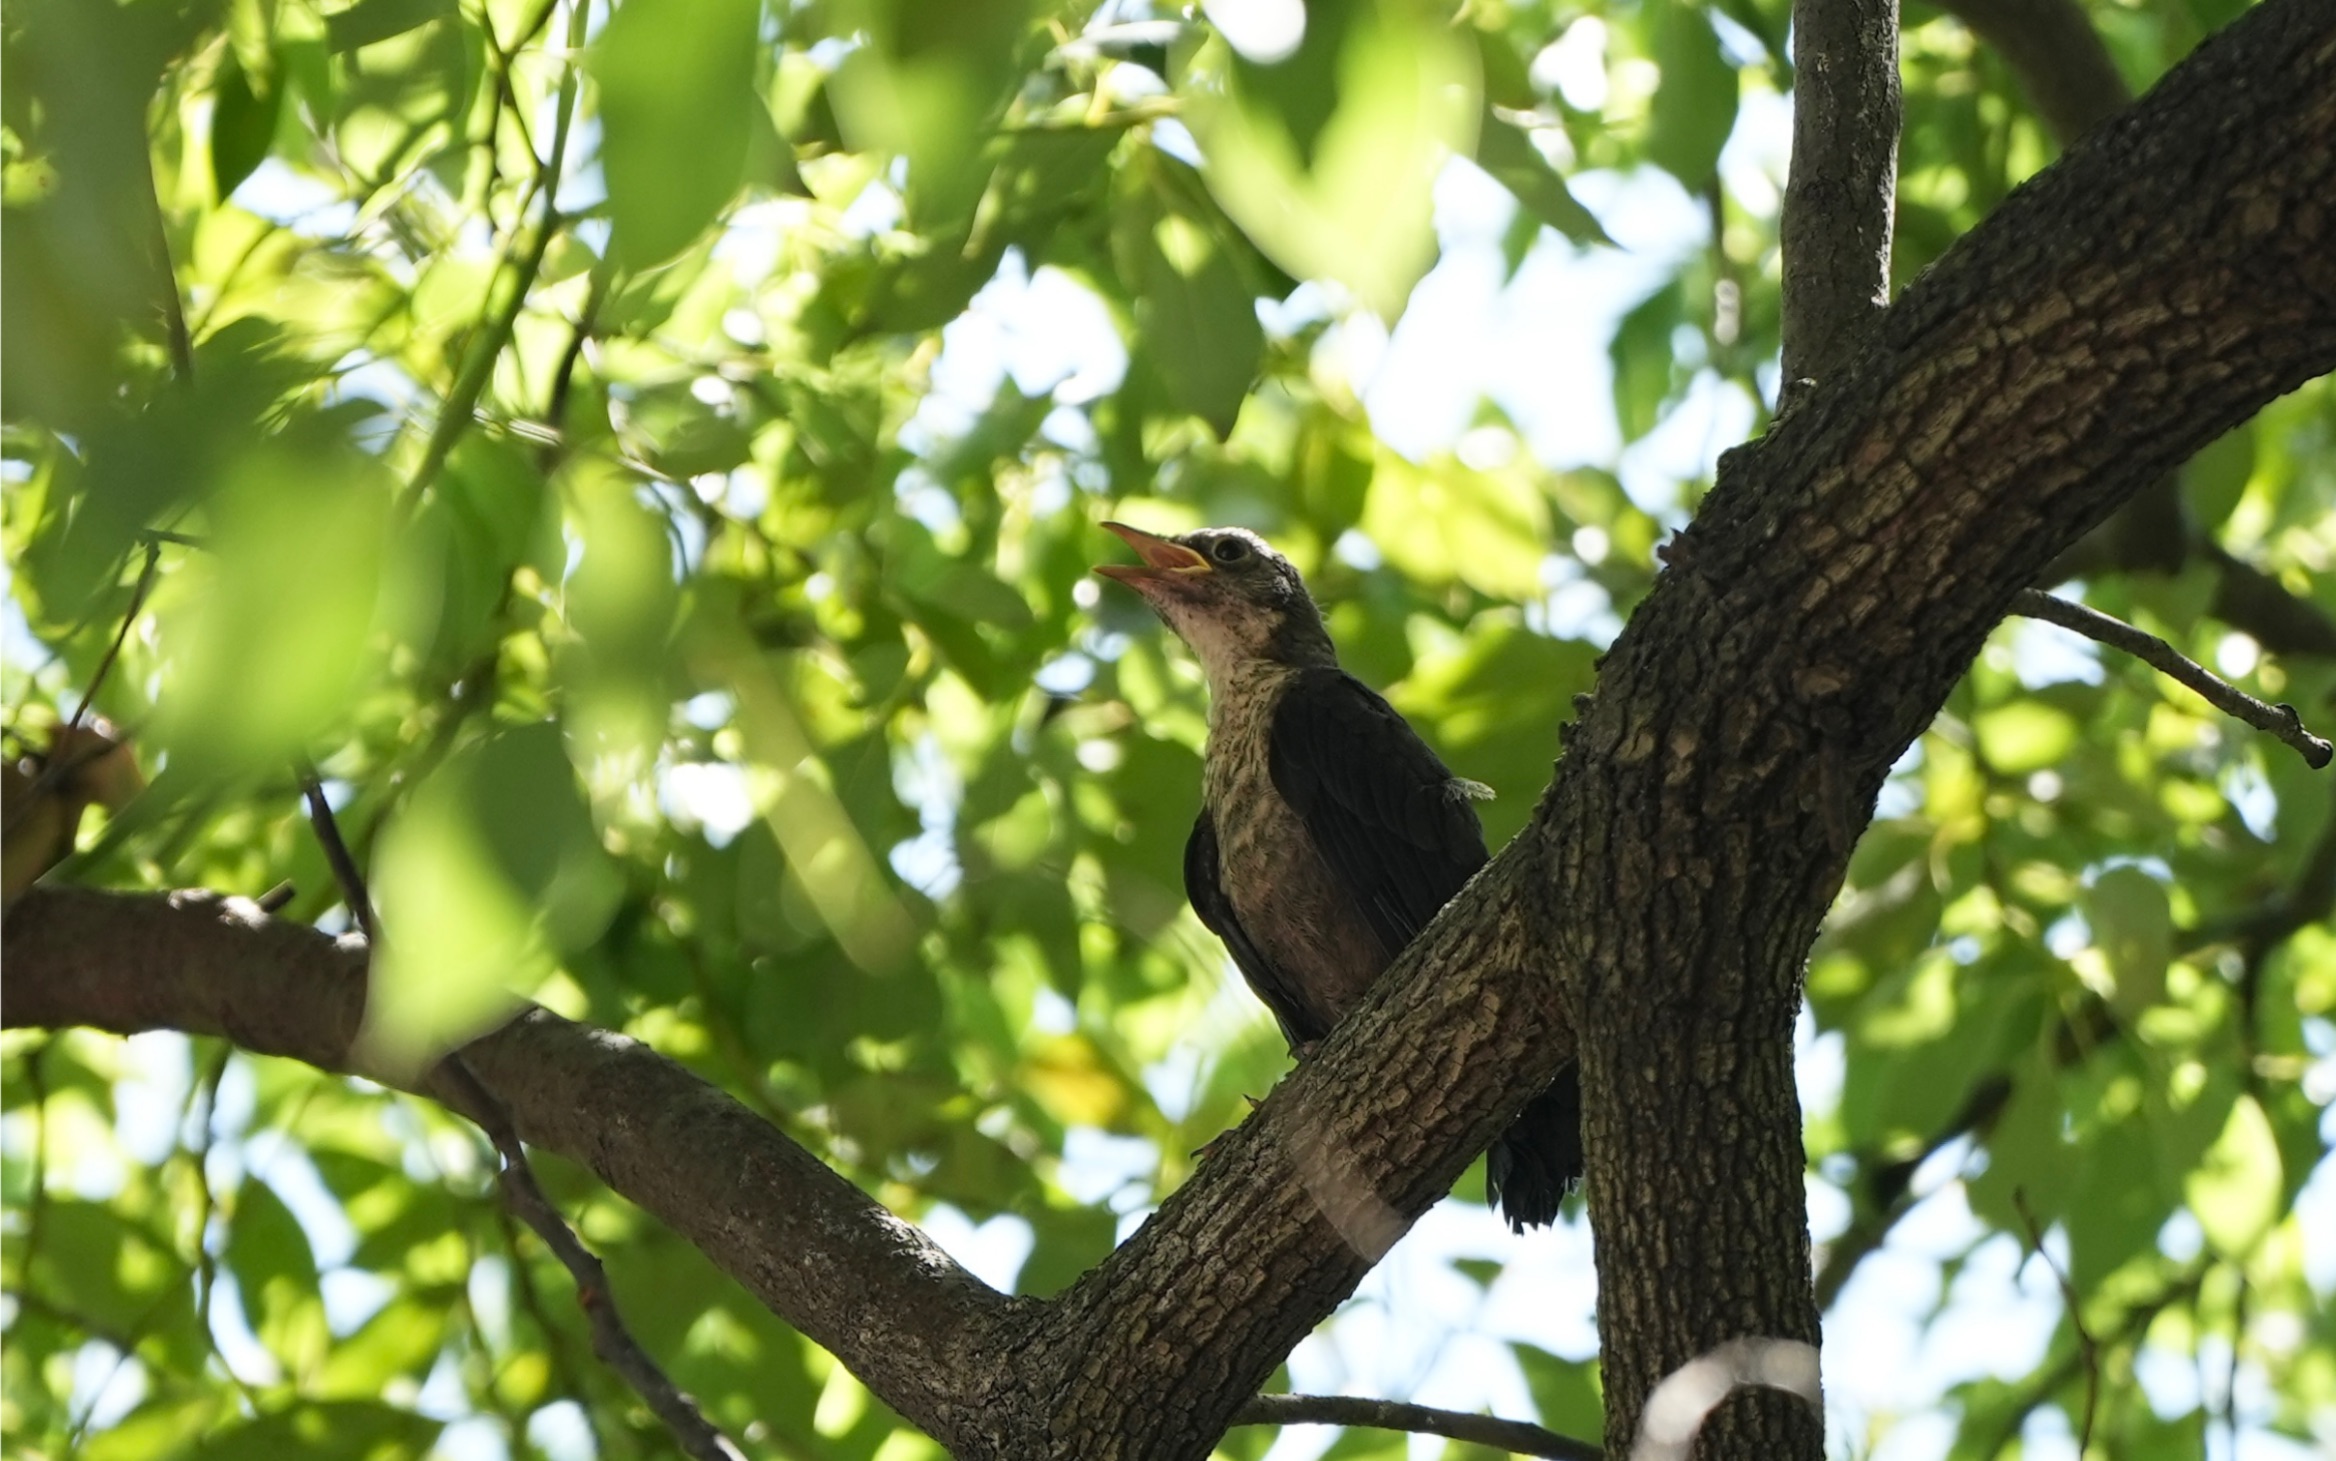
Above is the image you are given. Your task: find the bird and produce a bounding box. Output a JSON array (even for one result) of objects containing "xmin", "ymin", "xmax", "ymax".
[{"xmin": 1095, "ymin": 521, "xmax": 1580, "ymax": 1230}]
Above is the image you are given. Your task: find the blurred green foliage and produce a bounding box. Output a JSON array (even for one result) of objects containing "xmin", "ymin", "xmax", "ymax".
[{"xmin": 2, "ymin": 0, "xmax": 2331, "ymax": 1457}]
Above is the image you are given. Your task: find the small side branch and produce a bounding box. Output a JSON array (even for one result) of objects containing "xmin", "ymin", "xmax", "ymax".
[
  {"xmin": 2011, "ymin": 1190, "xmax": 2098, "ymax": 1453},
  {"xmin": 295, "ymin": 777, "xmax": 742, "ymax": 1461},
  {"xmin": 1780, "ymin": 0, "xmax": 1902, "ymax": 384},
  {"xmin": 1230, "ymin": 1394, "xmax": 1600, "ymax": 1461},
  {"xmin": 297, "ymin": 769, "xmax": 382, "ymax": 947},
  {"xmin": 1929, "ymin": 0, "xmax": 2129, "ymax": 146},
  {"xmin": 434, "ymin": 1059, "xmax": 745, "ymax": 1461},
  {"xmin": 2011, "ymin": 590, "xmax": 2334, "ymax": 768}
]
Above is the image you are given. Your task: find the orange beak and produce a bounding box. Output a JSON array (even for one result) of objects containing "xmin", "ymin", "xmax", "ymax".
[{"xmin": 1094, "ymin": 521, "xmax": 1211, "ymax": 585}]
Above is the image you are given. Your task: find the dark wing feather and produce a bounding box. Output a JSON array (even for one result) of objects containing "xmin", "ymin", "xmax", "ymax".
[
  {"xmin": 1266, "ymin": 667, "xmax": 1487, "ymax": 954},
  {"xmin": 1185, "ymin": 807, "xmax": 1329, "ymax": 1048},
  {"xmin": 1271, "ymin": 669, "xmax": 1582, "ymax": 1227}
]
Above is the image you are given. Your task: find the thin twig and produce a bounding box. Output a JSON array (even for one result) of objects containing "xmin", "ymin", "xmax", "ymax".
[
  {"xmin": 293, "ymin": 764, "xmax": 742, "ymax": 1461},
  {"xmin": 145, "ymin": 155, "xmax": 194, "ymax": 383},
  {"xmin": 67, "ymin": 542, "xmax": 162, "ymax": 738},
  {"xmin": 2, "ymin": 543, "xmax": 163, "ymax": 840},
  {"xmin": 2012, "ymin": 589, "xmax": 2334, "ymax": 768},
  {"xmin": 399, "ymin": 0, "xmax": 588, "ymax": 514},
  {"xmin": 298, "ymin": 768, "xmax": 382, "ymax": 949},
  {"xmin": 2012, "ymin": 1189, "xmax": 2097, "ymax": 1453},
  {"xmin": 1230, "ymin": 1393, "xmax": 1600, "ymax": 1460},
  {"xmin": 434, "ymin": 1058, "xmax": 745, "ymax": 1461}
]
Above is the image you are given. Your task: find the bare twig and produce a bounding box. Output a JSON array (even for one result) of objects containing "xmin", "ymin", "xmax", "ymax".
[
  {"xmin": 67, "ymin": 542, "xmax": 161, "ymax": 739},
  {"xmin": 1780, "ymin": 0, "xmax": 1901, "ymax": 384},
  {"xmin": 2011, "ymin": 1189, "xmax": 2097, "ymax": 1453},
  {"xmin": 1230, "ymin": 1393, "xmax": 1600, "ymax": 1460},
  {"xmin": 434, "ymin": 1059, "xmax": 745, "ymax": 1461},
  {"xmin": 3, "ymin": 542, "xmax": 163, "ymax": 841},
  {"xmin": 400, "ymin": 0, "xmax": 589, "ymax": 513},
  {"xmin": 2011, "ymin": 590, "xmax": 2334, "ymax": 768},
  {"xmin": 1976, "ymin": 1262, "xmax": 2206, "ymax": 1460},
  {"xmin": 293, "ymin": 769, "xmax": 743, "ymax": 1461},
  {"xmin": 255, "ymin": 881, "xmax": 297, "ymax": 914},
  {"xmin": 297, "ymin": 768, "xmax": 383, "ymax": 948}
]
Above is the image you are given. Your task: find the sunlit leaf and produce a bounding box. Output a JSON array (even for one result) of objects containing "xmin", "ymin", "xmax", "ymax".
[{"xmin": 589, "ymin": 0, "xmax": 760, "ymax": 269}]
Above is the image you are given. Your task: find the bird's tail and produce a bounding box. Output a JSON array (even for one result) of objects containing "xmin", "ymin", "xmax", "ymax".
[{"xmin": 1486, "ymin": 1065, "xmax": 1583, "ymax": 1232}]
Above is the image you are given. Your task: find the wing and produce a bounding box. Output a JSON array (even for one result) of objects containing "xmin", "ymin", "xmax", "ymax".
[
  {"xmin": 1185, "ymin": 807, "xmax": 1331, "ymax": 1048},
  {"xmin": 1267, "ymin": 667, "xmax": 1488, "ymax": 955}
]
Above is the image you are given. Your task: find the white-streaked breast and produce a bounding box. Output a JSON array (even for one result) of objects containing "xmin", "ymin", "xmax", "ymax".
[{"xmin": 1201, "ymin": 662, "xmax": 1389, "ymax": 1040}]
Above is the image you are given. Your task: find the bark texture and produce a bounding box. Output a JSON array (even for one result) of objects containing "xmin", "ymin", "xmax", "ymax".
[
  {"xmin": 1555, "ymin": 5, "xmax": 2336, "ymax": 1449},
  {"xmin": 0, "ymin": 888, "xmax": 1021, "ymax": 1445},
  {"xmin": 6, "ymin": 3, "xmax": 2336, "ymax": 1458},
  {"xmin": 1781, "ymin": 0, "xmax": 1901, "ymax": 383}
]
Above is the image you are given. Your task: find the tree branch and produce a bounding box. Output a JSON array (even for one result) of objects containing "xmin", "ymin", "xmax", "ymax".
[
  {"xmin": 2011, "ymin": 590, "xmax": 2334, "ymax": 768},
  {"xmin": 0, "ymin": 887, "xmax": 1018, "ymax": 1446},
  {"xmin": 2010, "ymin": 1190, "xmax": 2098, "ymax": 1454},
  {"xmin": 1933, "ymin": 0, "xmax": 2336, "ymax": 666},
  {"xmin": 434, "ymin": 1058, "xmax": 746, "ymax": 1461},
  {"xmin": 1781, "ymin": 0, "xmax": 1901, "ymax": 384},
  {"xmin": 7, "ymin": 5, "xmax": 2335, "ymax": 1457},
  {"xmin": 1230, "ymin": 1394, "xmax": 1599, "ymax": 1461},
  {"xmin": 296, "ymin": 765, "xmax": 743, "ymax": 1459},
  {"xmin": 1927, "ymin": 0, "xmax": 2130, "ymax": 145}
]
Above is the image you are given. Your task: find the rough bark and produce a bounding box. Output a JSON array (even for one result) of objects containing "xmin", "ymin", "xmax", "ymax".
[
  {"xmin": 0, "ymin": 888, "xmax": 1022, "ymax": 1445},
  {"xmin": 1932, "ymin": 0, "xmax": 2336, "ymax": 659},
  {"xmin": 1558, "ymin": 4, "xmax": 2336, "ymax": 1449},
  {"xmin": 5, "ymin": 3, "xmax": 2335, "ymax": 1458},
  {"xmin": 1782, "ymin": 0, "xmax": 1901, "ymax": 384}
]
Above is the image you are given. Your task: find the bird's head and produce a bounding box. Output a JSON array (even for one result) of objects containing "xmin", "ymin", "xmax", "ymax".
[{"xmin": 1095, "ymin": 522, "xmax": 1335, "ymax": 682}]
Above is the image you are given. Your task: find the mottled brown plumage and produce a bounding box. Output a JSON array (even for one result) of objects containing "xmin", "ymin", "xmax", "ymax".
[{"xmin": 1097, "ymin": 522, "xmax": 1580, "ymax": 1229}]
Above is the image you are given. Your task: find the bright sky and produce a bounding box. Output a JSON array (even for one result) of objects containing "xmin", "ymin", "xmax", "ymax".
[{"xmin": 11, "ymin": 18, "xmax": 2336, "ymax": 1461}]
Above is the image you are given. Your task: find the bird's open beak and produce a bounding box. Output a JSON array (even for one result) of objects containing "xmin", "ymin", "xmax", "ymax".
[{"xmin": 1095, "ymin": 522, "xmax": 1211, "ymax": 584}]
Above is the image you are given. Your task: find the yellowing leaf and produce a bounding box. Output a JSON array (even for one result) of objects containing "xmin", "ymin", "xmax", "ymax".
[
  {"xmin": 2184, "ymin": 1093, "xmax": 2282, "ymax": 1257},
  {"xmin": 1020, "ymin": 1035, "xmax": 1130, "ymax": 1128},
  {"xmin": 1973, "ymin": 701, "xmax": 2077, "ymax": 774},
  {"xmin": 1361, "ymin": 453, "xmax": 1549, "ymax": 601}
]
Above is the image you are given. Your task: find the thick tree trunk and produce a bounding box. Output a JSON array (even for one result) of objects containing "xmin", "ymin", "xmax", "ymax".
[{"xmin": 1548, "ymin": 6, "xmax": 2336, "ymax": 1450}]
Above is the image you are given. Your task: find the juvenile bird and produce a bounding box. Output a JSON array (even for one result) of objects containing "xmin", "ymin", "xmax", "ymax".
[{"xmin": 1096, "ymin": 522, "xmax": 1580, "ymax": 1229}]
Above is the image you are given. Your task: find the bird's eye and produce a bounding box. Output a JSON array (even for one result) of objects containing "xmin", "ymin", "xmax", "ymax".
[{"xmin": 1209, "ymin": 537, "xmax": 1250, "ymax": 564}]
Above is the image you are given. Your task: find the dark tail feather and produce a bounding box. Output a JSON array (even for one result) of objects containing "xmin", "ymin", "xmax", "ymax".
[{"xmin": 1486, "ymin": 1065, "xmax": 1583, "ymax": 1232}]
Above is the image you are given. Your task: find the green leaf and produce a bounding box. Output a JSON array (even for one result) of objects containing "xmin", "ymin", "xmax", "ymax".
[
  {"xmin": 2184, "ymin": 1093, "xmax": 2282, "ymax": 1256},
  {"xmin": 1611, "ymin": 281, "xmax": 1683, "ymax": 442},
  {"xmin": 825, "ymin": 0, "xmax": 1035, "ymax": 227},
  {"xmin": 1644, "ymin": 1, "xmax": 1738, "ymax": 190},
  {"xmin": 191, "ymin": 1400, "xmax": 443, "ymax": 1460},
  {"xmin": 1115, "ymin": 160, "xmax": 1264, "ymax": 438},
  {"xmin": 324, "ymin": 0, "xmax": 455, "ymax": 53},
  {"xmin": 1184, "ymin": 4, "xmax": 1479, "ymax": 318},
  {"xmin": 366, "ymin": 724, "xmax": 619, "ymax": 1070},
  {"xmin": 1973, "ymin": 701, "xmax": 2078, "ymax": 774},
  {"xmin": 1514, "ymin": 1343, "xmax": 1602, "ymax": 1438},
  {"xmin": 209, "ymin": 52, "xmax": 282, "ymax": 200},
  {"xmin": 1472, "ymin": 111, "xmax": 1611, "ymax": 246},
  {"xmin": 2084, "ymin": 866, "xmax": 2170, "ymax": 1018},
  {"xmin": 589, "ymin": 0, "xmax": 760, "ymax": 269},
  {"xmin": 2181, "ymin": 422, "xmax": 2255, "ymax": 532},
  {"xmin": 154, "ymin": 435, "xmax": 392, "ymax": 772}
]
